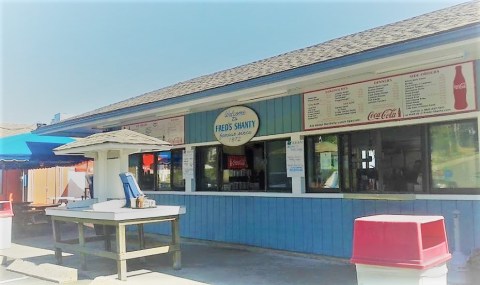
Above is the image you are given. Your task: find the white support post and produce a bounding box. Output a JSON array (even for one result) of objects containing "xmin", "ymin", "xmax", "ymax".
[
  {"xmin": 95, "ymin": 151, "xmax": 108, "ymax": 202},
  {"xmin": 119, "ymin": 149, "xmax": 135, "ymax": 174},
  {"xmin": 290, "ymin": 134, "xmax": 305, "ymax": 195},
  {"xmin": 184, "ymin": 146, "xmax": 195, "ymax": 193},
  {"xmin": 449, "ymin": 210, "xmax": 468, "ymax": 285}
]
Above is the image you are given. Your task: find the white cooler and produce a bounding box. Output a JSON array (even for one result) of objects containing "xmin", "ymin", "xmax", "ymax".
[{"xmin": 0, "ymin": 201, "xmax": 14, "ymax": 250}]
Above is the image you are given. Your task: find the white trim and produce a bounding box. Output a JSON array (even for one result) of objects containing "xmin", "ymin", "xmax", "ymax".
[
  {"xmin": 55, "ymin": 143, "xmax": 170, "ymax": 155},
  {"xmin": 375, "ymin": 52, "xmax": 465, "ymax": 74},
  {"xmin": 344, "ymin": 193, "xmax": 416, "ymax": 201},
  {"xmin": 144, "ymin": 191, "xmax": 480, "ymax": 201},
  {"xmin": 143, "ymin": 190, "xmax": 344, "ymax": 199},
  {"xmin": 415, "ymin": 194, "xmax": 480, "ymax": 201},
  {"xmin": 180, "ymin": 133, "xmax": 294, "ymax": 149}
]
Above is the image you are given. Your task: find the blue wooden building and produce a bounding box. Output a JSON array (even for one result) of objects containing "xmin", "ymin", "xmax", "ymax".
[{"xmin": 37, "ymin": 1, "xmax": 480, "ymax": 261}]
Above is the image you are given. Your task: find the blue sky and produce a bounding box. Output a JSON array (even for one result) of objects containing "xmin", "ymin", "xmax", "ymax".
[{"xmin": 1, "ymin": 0, "xmax": 468, "ymax": 125}]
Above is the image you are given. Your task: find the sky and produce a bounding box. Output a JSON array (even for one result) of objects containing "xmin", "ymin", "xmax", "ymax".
[{"xmin": 0, "ymin": 0, "xmax": 469, "ymax": 125}]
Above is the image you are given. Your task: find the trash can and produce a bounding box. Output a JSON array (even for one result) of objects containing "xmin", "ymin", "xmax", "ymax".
[
  {"xmin": 351, "ymin": 215, "xmax": 451, "ymax": 285},
  {"xmin": 0, "ymin": 201, "xmax": 14, "ymax": 249}
]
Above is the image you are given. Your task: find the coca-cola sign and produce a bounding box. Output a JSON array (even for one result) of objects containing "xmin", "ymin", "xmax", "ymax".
[
  {"xmin": 227, "ymin": 155, "xmax": 247, "ymax": 169},
  {"xmin": 453, "ymin": 65, "xmax": 468, "ymax": 110},
  {"xmin": 303, "ymin": 61, "xmax": 476, "ymax": 131},
  {"xmin": 367, "ymin": 108, "xmax": 402, "ymax": 121},
  {"xmin": 454, "ymin": 82, "xmax": 466, "ymax": 90}
]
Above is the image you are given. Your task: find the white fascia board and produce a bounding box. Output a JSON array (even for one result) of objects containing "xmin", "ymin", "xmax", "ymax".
[{"xmin": 54, "ymin": 143, "xmax": 171, "ymax": 155}]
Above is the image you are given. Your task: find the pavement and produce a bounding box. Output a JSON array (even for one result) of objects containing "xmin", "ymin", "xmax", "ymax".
[
  {"xmin": 0, "ymin": 220, "xmax": 478, "ymax": 284},
  {"xmin": 1, "ymin": 221, "xmax": 357, "ymax": 284}
]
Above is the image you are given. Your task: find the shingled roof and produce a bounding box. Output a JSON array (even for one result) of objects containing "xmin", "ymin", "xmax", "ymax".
[
  {"xmin": 54, "ymin": 129, "xmax": 170, "ymax": 152},
  {"xmin": 68, "ymin": 1, "xmax": 480, "ymax": 122}
]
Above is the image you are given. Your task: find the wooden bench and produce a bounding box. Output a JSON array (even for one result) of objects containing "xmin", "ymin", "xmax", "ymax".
[{"xmin": 20, "ymin": 209, "xmax": 48, "ymax": 225}]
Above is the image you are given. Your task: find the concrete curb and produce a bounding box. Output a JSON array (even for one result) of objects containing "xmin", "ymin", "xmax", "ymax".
[
  {"xmin": 7, "ymin": 259, "xmax": 77, "ymax": 283},
  {"xmin": 0, "ymin": 255, "xmax": 7, "ymax": 265}
]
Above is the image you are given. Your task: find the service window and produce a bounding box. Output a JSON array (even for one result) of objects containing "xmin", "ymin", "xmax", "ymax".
[
  {"xmin": 306, "ymin": 134, "xmax": 340, "ymax": 192},
  {"xmin": 128, "ymin": 150, "xmax": 185, "ymax": 191},
  {"xmin": 196, "ymin": 146, "xmax": 221, "ymax": 191},
  {"xmin": 430, "ymin": 120, "xmax": 479, "ymax": 192}
]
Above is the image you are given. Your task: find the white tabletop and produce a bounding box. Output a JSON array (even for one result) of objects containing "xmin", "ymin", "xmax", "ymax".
[{"xmin": 46, "ymin": 202, "xmax": 186, "ymax": 221}]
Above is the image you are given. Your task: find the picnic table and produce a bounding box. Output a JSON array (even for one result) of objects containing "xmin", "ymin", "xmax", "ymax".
[
  {"xmin": 46, "ymin": 200, "xmax": 186, "ymax": 281},
  {"xmin": 13, "ymin": 202, "xmax": 60, "ymax": 225}
]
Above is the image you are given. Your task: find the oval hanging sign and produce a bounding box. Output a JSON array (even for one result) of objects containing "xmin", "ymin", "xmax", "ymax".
[{"xmin": 213, "ymin": 106, "xmax": 260, "ymax": 146}]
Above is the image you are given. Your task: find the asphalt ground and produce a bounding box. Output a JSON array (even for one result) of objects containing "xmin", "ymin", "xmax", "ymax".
[
  {"xmin": 1, "ymin": 220, "xmax": 358, "ymax": 284},
  {"xmin": 1, "ymin": 218, "xmax": 478, "ymax": 284}
]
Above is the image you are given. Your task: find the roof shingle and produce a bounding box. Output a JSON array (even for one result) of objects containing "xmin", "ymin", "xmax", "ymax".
[
  {"xmin": 67, "ymin": 1, "xmax": 480, "ymax": 122},
  {"xmin": 54, "ymin": 129, "xmax": 170, "ymax": 151}
]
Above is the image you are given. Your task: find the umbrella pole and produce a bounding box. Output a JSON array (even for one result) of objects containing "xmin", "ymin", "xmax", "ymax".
[
  {"xmin": 55, "ymin": 167, "xmax": 58, "ymax": 204},
  {"xmin": 22, "ymin": 169, "xmax": 25, "ymax": 202},
  {"xmin": 45, "ymin": 169, "xmax": 48, "ymax": 204}
]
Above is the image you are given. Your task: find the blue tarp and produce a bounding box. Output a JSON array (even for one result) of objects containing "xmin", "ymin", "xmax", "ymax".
[{"xmin": 0, "ymin": 133, "xmax": 86, "ymax": 169}]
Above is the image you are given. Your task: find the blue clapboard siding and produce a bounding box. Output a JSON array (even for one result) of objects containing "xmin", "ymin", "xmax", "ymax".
[
  {"xmin": 477, "ymin": 60, "xmax": 480, "ymax": 103},
  {"xmin": 150, "ymin": 194, "xmax": 480, "ymax": 259},
  {"xmin": 185, "ymin": 95, "xmax": 302, "ymax": 144}
]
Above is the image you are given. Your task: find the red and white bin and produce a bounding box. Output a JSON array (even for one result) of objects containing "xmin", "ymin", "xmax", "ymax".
[
  {"xmin": 351, "ymin": 215, "xmax": 451, "ymax": 285},
  {"xmin": 0, "ymin": 201, "xmax": 14, "ymax": 250}
]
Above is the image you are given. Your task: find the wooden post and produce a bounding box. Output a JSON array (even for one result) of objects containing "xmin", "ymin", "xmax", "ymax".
[
  {"xmin": 171, "ymin": 217, "xmax": 181, "ymax": 270},
  {"xmin": 78, "ymin": 222, "xmax": 87, "ymax": 270},
  {"xmin": 116, "ymin": 224, "xmax": 127, "ymax": 281},
  {"xmin": 52, "ymin": 218, "xmax": 63, "ymax": 264},
  {"xmin": 104, "ymin": 225, "xmax": 112, "ymax": 251},
  {"xmin": 137, "ymin": 224, "xmax": 146, "ymax": 263}
]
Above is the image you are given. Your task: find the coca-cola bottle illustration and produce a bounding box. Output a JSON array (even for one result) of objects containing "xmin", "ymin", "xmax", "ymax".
[{"xmin": 453, "ymin": 65, "xmax": 467, "ymax": 110}]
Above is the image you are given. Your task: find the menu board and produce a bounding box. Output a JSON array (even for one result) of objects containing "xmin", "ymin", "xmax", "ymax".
[
  {"xmin": 286, "ymin": 140, "xmax": 305, "ymax": 177},
  {"xmin": 123, "ymin": 116, "xmax": 185, "ymax": 145},
  {"xmin": 304, "ymin": 62, "xmax": 476, "ymax": 130}
]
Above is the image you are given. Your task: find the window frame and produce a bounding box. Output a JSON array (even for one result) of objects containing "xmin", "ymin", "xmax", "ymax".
[
  {"xmin": 303, "ymin": 119, "xmax": 479, "ymax": 195},
  {"xmin": 129, "ymin": 149, "xmax": 185, "ymax": 192},
  {"xmin": 428, "ymin": 119, "xmax": 480, "ymax": 195},
  {"xmin": 305, "ymin": 134, "xmax": 342, "ymax": 193},
  {"xmin": 195, "ymin": 139, "xmax": 292, "ymax": 193}
]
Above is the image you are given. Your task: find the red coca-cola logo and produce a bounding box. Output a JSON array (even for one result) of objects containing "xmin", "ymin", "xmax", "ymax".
[
  {"xmin": 454, "ymin": 82, "xmax": 466, "ymax": 90},
  {"xmin": 228, "ymin": 155, "xmax": 247, "ymax": 169},
  {"xmin": 368, "ymin": 108, "xmax": 401, "ymax": 121}
]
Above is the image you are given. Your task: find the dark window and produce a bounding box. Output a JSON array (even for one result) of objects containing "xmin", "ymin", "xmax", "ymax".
[
  {"xmin": 196, "ymin": 139, "xmax": 291, "ymax": 193},
  {"xmin": 128, "ymin": 150, "xmax": 185, "ymax": 191},
  {"xmin": 305, "ymin": 119, "xmax": 478, "ymax": 194},
  {"xmin": 349, "ymin": 126, "xmax": 423, "ymax": 193},
  {"xmin": 171, "ymin": 150, "xmax": 184, "ymax": 189},
  {"xmin": 266, "ymin": 140, "xmax": 291, "ymax": 192},
  {"xmin": 139, "ymin": 153, "xmax": 155, "ymax": 190},
  {"xmin": 196, "ymin": 146, "xmax": 221, "ymax": 191},
  {"xmin": 306, "ymin": 125, "xmax": 424, "ymax": 193}
]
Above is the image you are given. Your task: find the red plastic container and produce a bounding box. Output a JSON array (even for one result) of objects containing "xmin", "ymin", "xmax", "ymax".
[
  {"xmin": 0, "ymin": 201, "xmax": 13, "ymax": 218},
  {"xmin": 351, "ymin": 215, "xmax": 451, "ymax": 269}
]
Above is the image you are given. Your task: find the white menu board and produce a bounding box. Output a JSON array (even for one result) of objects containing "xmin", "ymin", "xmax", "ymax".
[
  {"xmin": 286, "ymin": 140, "xmax": 305, "ymax": 177},
  {"xmin": 123, "ymin": 116, "xmax": 185, "ymax": 145},
  {"xmin": 304, "ymin": 62, "xmax": 476, "ymax": 130},
  {"xmin": 182, "ymin": 149, "xmax": 195, "ymax": 178}
]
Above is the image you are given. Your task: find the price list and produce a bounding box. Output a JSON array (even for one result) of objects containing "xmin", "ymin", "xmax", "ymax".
[
  {"xmin": 403, "ymin": 70, "xmax": 450, "ymax": 117},
  {"xmin": 303, "ymin": 62, "xmax": 475, "ymax": 131}
]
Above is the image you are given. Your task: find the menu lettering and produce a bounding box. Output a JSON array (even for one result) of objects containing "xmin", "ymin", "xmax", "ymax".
[{"xmin": 304, "ymin": 62, "xmax": 476, "ymax": 130}]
